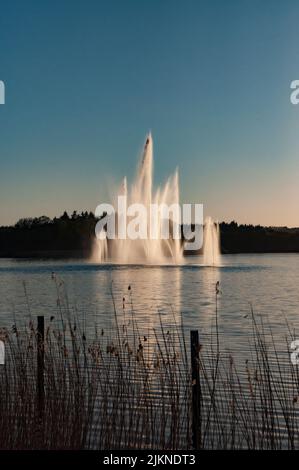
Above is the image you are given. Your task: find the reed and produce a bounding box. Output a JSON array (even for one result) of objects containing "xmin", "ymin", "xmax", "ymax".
[{"xmin": 0, "ymin": 280, "xmax": 298, "ymax": 450}]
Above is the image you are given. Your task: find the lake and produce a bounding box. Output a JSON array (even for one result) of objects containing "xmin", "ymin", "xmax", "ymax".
[{"xmin": 0, "ymin": 253, "xmax": 298, "ymax": 356}]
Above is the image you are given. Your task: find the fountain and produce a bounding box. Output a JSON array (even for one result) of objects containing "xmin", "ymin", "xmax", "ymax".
[
  {"xmin": 203, "ymin": 216, "xmax": 221, "ymax": 266},
  {"xmin": 94, "ymin": 134, "xmax": 221, "ymax": 266},
  {"xmin": 95, "ymin": 133, "xmax": 183, "ymax": 264}
]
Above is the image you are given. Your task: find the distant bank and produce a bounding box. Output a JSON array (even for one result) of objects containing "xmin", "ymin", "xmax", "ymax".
[{"xmin": 0, "ymin": 212, "xmax": 299, "ymax": 258}]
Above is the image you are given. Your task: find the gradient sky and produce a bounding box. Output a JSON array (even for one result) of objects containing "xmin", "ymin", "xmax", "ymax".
[{"xmin": 1, "ymin": 0, "xmax": 299, "ymax": 227}]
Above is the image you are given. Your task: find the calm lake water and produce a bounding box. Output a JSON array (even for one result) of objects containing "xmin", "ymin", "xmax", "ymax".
[{"xmin": 0, "ymin": 254, "xmax": 298, "ymax": 353}]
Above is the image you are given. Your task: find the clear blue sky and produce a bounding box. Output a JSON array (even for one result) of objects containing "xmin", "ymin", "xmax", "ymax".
[{"xmin": 0, "ymin": 0, "xmax": 299, "ymax": 226}]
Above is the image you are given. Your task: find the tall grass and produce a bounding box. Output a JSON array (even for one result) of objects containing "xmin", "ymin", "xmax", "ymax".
[{"xmin": 0, "ymin": 280, "xmax": 298, "ymax": 450}]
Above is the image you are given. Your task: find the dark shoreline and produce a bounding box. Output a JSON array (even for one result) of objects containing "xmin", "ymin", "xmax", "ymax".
[
  {"xmin": 1, "ymin": 214, "xmax": 299, "ymax": 259},
  {"xmin": 0, "ymin": 249, "xmax": 299, "ymax": 260}
]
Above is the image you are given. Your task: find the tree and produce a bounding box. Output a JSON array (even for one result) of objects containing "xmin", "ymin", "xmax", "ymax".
[
  {"xmin": 15, "ymin": 218, "xmax": 34, "ymax": 229},
  {"xmin": 60, "ymin": 211, "xmax": 70, "ymax": 221}
]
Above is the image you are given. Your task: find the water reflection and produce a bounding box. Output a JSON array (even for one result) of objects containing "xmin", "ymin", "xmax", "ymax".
[
  {"xmin": 178, "ymin": 262, "xmax": 221, "ymax": 334},
  {"xmin": 0, "ymin": 255, "xmax": 298, "ymax": 353}
]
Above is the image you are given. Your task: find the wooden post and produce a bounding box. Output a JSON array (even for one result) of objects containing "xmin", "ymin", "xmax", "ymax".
[
  {"xmin": 191, "ymin": 330, "xmax": 201, "ymax": 449},
  {"xmin": 37, "ymin": 316, "xmax": 45, "ymax": 419}
]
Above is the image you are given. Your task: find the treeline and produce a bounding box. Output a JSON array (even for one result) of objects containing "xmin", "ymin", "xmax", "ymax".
[
  {"xmin": 0, "ymin": 211, "xmax": 97, "ymax": 258},
  {"xmin": 0, "ymin": 212, "xmax": 299, "ymax": 258},
  {"xmin": 220, "ymin": 221, "xmax": 299, "ymax": 253}
]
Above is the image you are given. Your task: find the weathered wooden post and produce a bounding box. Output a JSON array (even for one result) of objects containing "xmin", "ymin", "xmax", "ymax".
[
  {"xmin": 191, "ymin": 329, "xmax": 201, "ymax": 449},
  {"xmin": 37, "ymin": 316, "xmax": 45, "ymax": 419}
]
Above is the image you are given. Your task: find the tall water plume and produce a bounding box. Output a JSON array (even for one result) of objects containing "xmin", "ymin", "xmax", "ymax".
[
  {"xmin": 203, "ymin": 216, "xmax": 221, "ymax": 266},
  {"xmin": 95, "ymin": 133, "xmax": 183, "ymax": 264}
]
